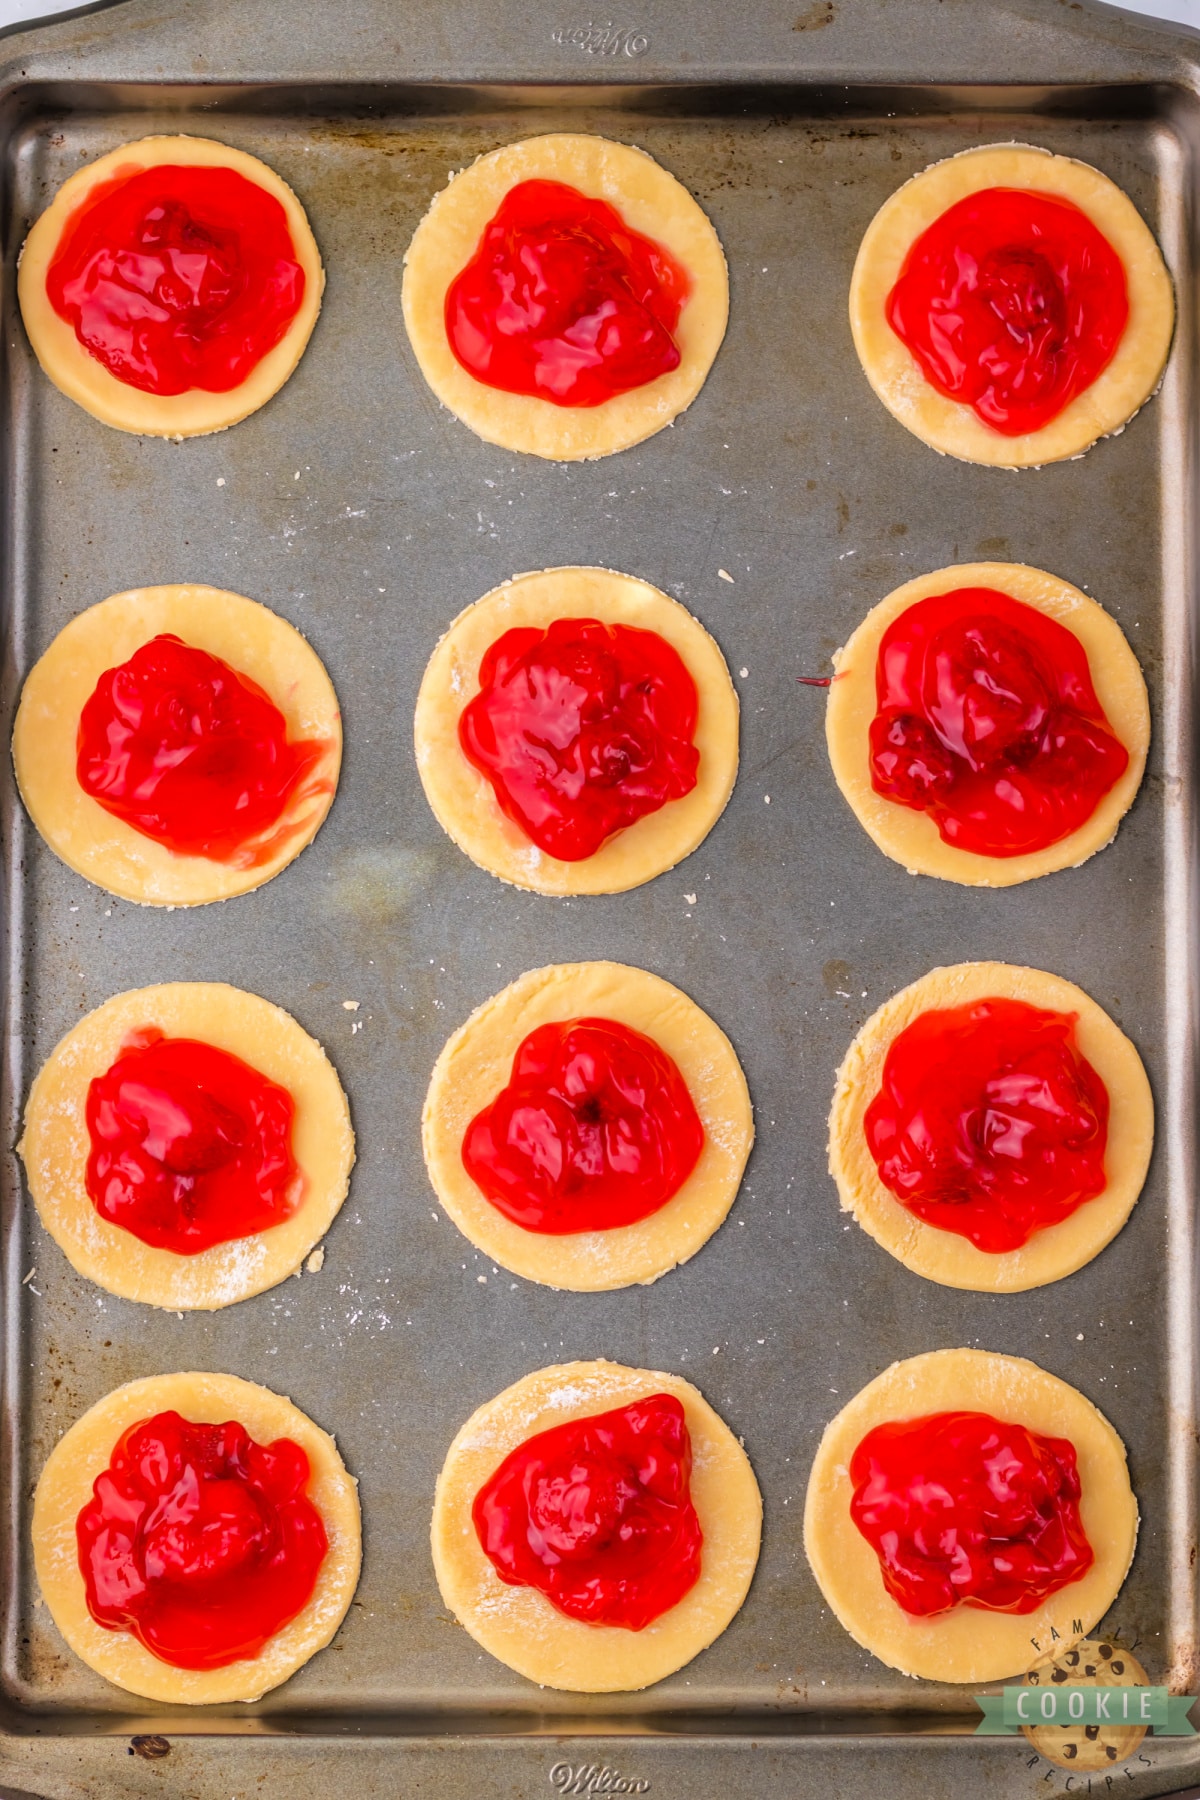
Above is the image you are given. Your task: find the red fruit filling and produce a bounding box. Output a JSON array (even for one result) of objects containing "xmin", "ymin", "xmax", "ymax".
[
  {"xmin": 472, "ymin": 1393, "xmax": 702, "ymax": 1628},
  {"xmin": 462, "ymin": 1016, "xmax": 704, "ymax": 1233},
  {"xmin": 77, "ymin": 1409, "xmax": 327, "ymax": 1669},
  {"xmin": 885, "ymin": 186, "xmax": 1128, "ymax": 436},
  {"xmin": 46, "ymin": 163, "xmax": 306, "ymax": 395},
  {"xmin": 863, "ymin": 996, "xmax": 1109, "ymax": 1253},
  {"xmin": 868, "ymin": 587, "xmax": 1129, "ymax": 858},
  {"xmin": 850, "ymin": 1409, "xmax": 1094, "ymax": 1616},
  {"xmin": 77, "ymin": 634, "xmax": 332, "ymax": 867},
  {"xmin": 85, "ymin": 1029, "xmax": 301, "ymax": 1255},
  {"xmin": 445, "ymin": 178, "xmax": 690, "ymax": 406},
  {"xmin": 458, "ymin": 617, "xmax": 700, "ymax": 862}
]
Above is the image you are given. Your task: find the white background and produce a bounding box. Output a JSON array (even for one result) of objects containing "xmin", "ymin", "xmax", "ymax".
[
  {"xmin": 0, "ymin": 0, "xmax": 1194, "ymax": 37},
  {"xmin": 1104, "ymin": 0, "xmax": 1196, "ymax": 20}
]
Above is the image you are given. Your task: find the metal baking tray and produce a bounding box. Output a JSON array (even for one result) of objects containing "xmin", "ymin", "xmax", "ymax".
[{"xmin": 0, "ymin": 0, "xmax": 1198, "ymax": 1794}]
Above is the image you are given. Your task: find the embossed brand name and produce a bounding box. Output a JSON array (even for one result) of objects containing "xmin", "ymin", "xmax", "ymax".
[
  {"xmin": 549, "ymin": 1763, "xmax": 651, "ymax": 1796},
  {"xmin": 551, "ymin": 23, "xmax": 650, "ymax": 56}
]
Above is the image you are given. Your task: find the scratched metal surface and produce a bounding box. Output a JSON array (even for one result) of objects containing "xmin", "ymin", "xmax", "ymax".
[{"xmin": 0, "ymin": 0, "xmax": 1196, "ymax": 1794}]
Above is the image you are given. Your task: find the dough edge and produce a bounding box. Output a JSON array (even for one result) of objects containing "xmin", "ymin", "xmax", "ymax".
[
  {"xmin": 32, "ymin": 1370, "xmax": 361, "ymax": 1703},
  {"xmin": 422, "ymin": 961, "xmax": 754, "ymax": 1290},
  {"xmin": 13, "ymin": 585, "xmax": 342, "ymax": 907},
  {"xmin": 401, "ymin": 133, "xmax": 729, "ymax": 461},
  {"xmin": 18, "ymin": 136, "xmax": 325, "ymax": 438},
  {"xmin": 803, "ymin": 1347, "xmax": 1138, "ymax": 1683},
  {"xmin": 18, "ymin": 982, "xmax": 355, "ymax": 1310},
  {"xmin": 414, "ymin": 566, "xmax": 739, "ymax": 895},
  {"xmin": 848, "ymin": 143, "xmax": 1175, "ymax": 467},
  {"xmin": 431, "ymin": 1359, "xmax": 762, "ymax": 1691},
  {"xmin": 828, "ymin": 961, "xmax": 1154, "ymax": 1291},
  {"xmin": 825, "ymin": 562, "xmax": 1150, "ymax": 886}
]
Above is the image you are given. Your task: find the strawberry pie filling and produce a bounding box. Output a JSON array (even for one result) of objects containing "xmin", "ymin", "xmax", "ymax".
[
  {"xmin": 76, "ymin": 634, "xmax": 332, "ymax": 866},
  {"xmin": 868, "ymin": 588, "xmax": 1129, "ymax": 858},
  {"xmin": 462, "ymin": 1016, "xmax": 704, "ymax": 1233},
  {"xmin": 849, "ymin": 1409, "xmax": 1094, "ymax": 1616},
  {"xmin": 458, "ymin": 617, "xmax": 700, "ymax": 862},
  {"xmin": 85, "ymin": 1029, "xmax": 301, "ymax": 1255},
  {"xmin": 863, "ymin": 996, "xmax": 1109, "ymax": 1254},
  {"xmin": 444, "ymin": 178, "xmax": 690, "ymax": 407},
  {"xmin": 885, "ymin": 186, "xmax": 1128, "ymax": 436},
  {"xmin": 45, "ymin": 163, "xmax": 306, "ymax": 396},
  {"xmin": 472, "ymin": 1393, "xmax": 702, "ymax": 1628},
  {"xmin": 77, "ymin": 1409, "xmax": 327, "ymax": 1669}
]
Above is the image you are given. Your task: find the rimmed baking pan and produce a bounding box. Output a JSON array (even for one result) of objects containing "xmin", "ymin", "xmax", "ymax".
[{"xmin": 0, "ymin": 0, "xmax": 1198, "ymax": 1794}]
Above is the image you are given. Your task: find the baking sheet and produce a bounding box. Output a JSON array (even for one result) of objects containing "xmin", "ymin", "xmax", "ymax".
[{"xmin": 0, "ymin": 0, "xmax": 1195, "ymax": 1793}]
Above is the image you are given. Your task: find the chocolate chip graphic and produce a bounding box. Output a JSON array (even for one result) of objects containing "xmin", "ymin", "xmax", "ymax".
[
  {"xmin": 1106, "ymin": 1745, "xmax": 1119, "ymax": 1761},
  {"xmin": 1052, "ymin": 1667, "xmax": 1069, "ymax": 1683},
  {"xmin": 1099, "ymin": 1643, "xmax": 1113, "ymax": 1659},
  {"xmin": 1084, "ymin": 1664, "xmax": 1097, "ymax": 1676},
  {"xmin": 1066, "ymin": 1649, "xmax": 1080, "ymax": 1667},
  {"xmin": 1085, "ymin": 1725, "xmax": 1100, "ymax": 1740},
  {"xmin": 1063, "ymin": 1744, "xmax": 1078, "ymax": 1760},
  {"xmin": 1111, "ymin": 1660, "xmax": 1125, "ymax": 1674}
]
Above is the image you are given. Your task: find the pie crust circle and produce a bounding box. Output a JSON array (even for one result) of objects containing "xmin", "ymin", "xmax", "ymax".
[
  {"xmin": 431, "ymin": 1359, "xmax": 761, "ymax": 1691},
  {"xmin": 825, "ymin": 562, "xmax": 1149, "ymax": 886},
  {"xmin": 402, "ymin": 133, "xmax": 728, "ymax": 461},
  {"xmin": 18, "ymin": 135, "xmax": 324, "ymax": 438},
  {"xmin": 19, "ymin": 982, "xmax": 355, "ymax": 1310},
  {"xmin": 32, "ymin": 1370, "xmax": 361, "ymax": 1704},
  {"xmin": 13, "ymin": 584, "xmax": 342, "ymax": 907},
  {"xmin": 803, "ymin": 1348, "xmax": 1138, "ymax": 1684},
  {"xmin": 415, "ymin": 567, "xmax": 738, "ymax": 895},
  {"xmin": 849, "ymin": 144, "xmax": 1174, "ymax": 467},
  {"xmin": 423, "ymin": 961, "xmax": 753, "ymax": 1291},
  {"xmin": 828, "ymin": 962, "xmax": 1153, "ymax": 1292}
]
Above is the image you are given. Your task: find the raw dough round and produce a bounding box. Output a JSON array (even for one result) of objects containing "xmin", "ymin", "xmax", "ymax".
[
  {"xmin": 825, "ymin": 562, "xmax": 1149, "ymax": 886},
  {"xmin": 849, "ymin": 144, "xmax": 1174, "ymax": 467},
  {"xmin": 402, "ymin": 133, "xmax": 728, "ymax": 461},
  {"xmin": 13, "ymin": 584, "xmax": 342, "ymax": 907},
  {"xmin": 828, "ymin": 962, "xmax": 1153, "ymax": 1292},
  {"xmin": 32, "ymin": 1371, "xmax": 360, "ymax": 1704},
  {"xmin": 19, "ymin": 136, "xmax": 324, "ymax": 438},
  {"xmin": 19, "ymin": 982, "xmax": 354, "ymax": 1310},
  {"xmin": 423, "ymin": 961, "xmax": 753, "ymax": 1290},
  {"xmin": 803, "ymin": 1348, "xmax": 1138, "ymax": 1684},
  {"xmin": 432, "ymin": 1359, "xmax": 761, "ymax": 1691},
  {"xmin": 415, "ymin": 567, "xmax": 738, "ymax": 895}
]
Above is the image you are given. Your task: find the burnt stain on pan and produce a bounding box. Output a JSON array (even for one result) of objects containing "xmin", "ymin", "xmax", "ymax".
[
  {"xmin": 128, "ymin": 1735, "xmax": 171, "ymax": 1759},
  {"xmin": 794, "ymin": 3, "xmax": 836, "ymax": 28}
]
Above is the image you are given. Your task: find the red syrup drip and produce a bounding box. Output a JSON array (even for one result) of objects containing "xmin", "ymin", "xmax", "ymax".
[
  {"xmin": 885, "ymin": 186, "xmax": 1129, "ymax": 436},
  {"xmin": 85, "ymin": 1029, "xmax": 302, "ymax": 1255},
  {"xmin": 444, "ymin": 178, "xmax": 691, "ymax": 406},
  {"xmin": 77, "ymin": 1409, "xmax": 327, "ymax": 1669},
  {"xmin": 472, "ymin": 1393, "xmax": 703, "ymax": 1629},
  {"xmin": 863, "ymin": 996, "xmax": 1109, "ymax": 1254},
  {"xmin": 45, "ymin": 162, "xmax": 306, "ymax": 396},
  {"xmin": 458, "ymin": 617, "xmax": 700, "ymax": 862},
  {"xmin": 77, "ymin": 634, "xmax": 333, "ymax": 867},
  {"xmin": 849, "ymin": 1409, "xmax": 1094, "ymax": 1617},
  {"xmin": 867, "ymin": 588, "xmax": 1129, "ymax": 858},
  {"xmin": 462, "ymin": 1016, "xmax": 704, "ymax": 1233}
]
